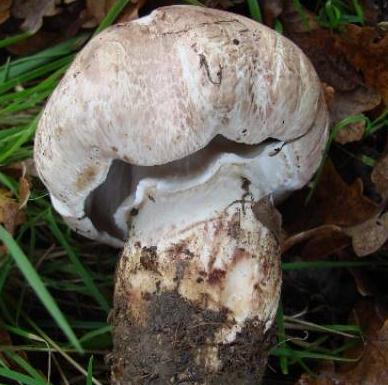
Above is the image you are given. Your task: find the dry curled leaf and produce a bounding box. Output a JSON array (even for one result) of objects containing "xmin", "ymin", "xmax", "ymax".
[
  {"xmin": 261, "ymin": 0, "xmax": 283, "ymax": 28},
  {"xmin": 321, "ymin": 82, "xmax": 335, "ymax": 105},
  {"xmin": 301, "ymin": 230, "xmax": 351, "ymax": 261},
  {"xmin": 18, "ymin": 176, "xmax": 30, "ymax": 210},
  {"xmin": 335, "ymin": 120, "xmax": 366, "ymax": 145},
  {"xmin": 12, "ymin": 0, "xmax": 58, "ymax": 33},
  {"xmin": 329, "ymin": 86, "xmax": 381, "ymax": 126},
  {"xmin": 282, "ymin": 225, "xmax": 344, "ymax": 253},
  {"xmin": 253, "ymin": 195, "xmax": 282, "ymax": 241},
  {"xmin": 280, "ymin": 160, "xmax": 379, "ymax": 237},
  {"xmin": 345, "ymin": 212, "xmax": 388, "ymax": 257},
  {"xmin": 0, "ymin": 0, "xmax": 12, "ymax": 13},
  {"xmin": 336, "ymin": 25, "xmax": 388, "ymax": 105},
  {"xmin": 0, "ymin": 0, "xmax": 11, "ymax": 25},
  {"xmin": 82, "ymin": 0, "xmax": 115, "ymax": 28},
  {"xmin": 282, "ymin": 7, "xmax": 361, "ymax": 92},
  {"xmin": 0, "ymin": 188, "xmax": 24, "ymax": 234},
  {"xmin": 281, "ymin": 3, "xmax": 382, "ymax": 126},
  {"xmin": 314, "ymin": 161, "xmax": 379, "ymax": 227},
  {"xmin": 82, "ymin": 0, "xmax": 146, "ymax": 27}
]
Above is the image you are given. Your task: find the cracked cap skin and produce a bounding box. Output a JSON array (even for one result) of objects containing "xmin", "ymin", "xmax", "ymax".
[{"xmin": 34, "ymin": 5, "xmax": 328, "ymax": 246}]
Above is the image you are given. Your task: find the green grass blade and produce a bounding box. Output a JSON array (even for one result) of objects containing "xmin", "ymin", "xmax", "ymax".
[
  {"xmin": 0, "ymin": 225, "xmax": 83, "ymax": 353},
  {"xmin": 364, "ymin": 109, "xmax": 388, "ymax": 136},
  {"xmin": 46, "ymin": 210, "xmax": 110, "ymax": 313},
  {"xmin": 94, "ymin": 0, "xmax": 131, "ymax": 35},
  {"xmin": 86, "ymin": 356, "xmax": 94, "ymax": 385},
  {"xmin": 0, "ymin": 35, "xmax": 88, "ymax": 81},
  {"xmin": 247, "ymin": 0, "xmax": 262, "ymax": 22},
  {"xmin": 3, "ymin": 350, "xmax": 51, "ymax": 385},
  {"xmin": 352, "ymin": 0, "xmax": 364, "ymax": 24},
  {"xmin": 0, "ymin": 116, "xmax": 38, "ymax": 164},
  {"xmin": 0, "ymin": 32, "xmax": 34, "ymax": 49},
  {"xmin": 292, "ymin": 0, "xmax": 310, "ymax": 29},
  {"xmin": 270, "ymin": 347, "xmax": 359, "ymax": 362},
  {"xmin": 282, "ymin": 259, "xmax": 386, "ymax": 270},
  {"xmin": 0, "ymin": 367, "xmax": 47, "ymax": 385},
  {"xmin": 274, "ymin": 19, "xmax": 284, "ymax": 33},
  {"xmin": 0, "ymin": 56, "xmax": 73, "ymax": 96},
  {"xmin": 79, "ymin": 325, "xmax": 112, "ymax": 344},
  {"xmin": 0, "ymin": 172, "xmax": 18, "ymax": 194},
  {"xmin": 0, "ymin": 257, "xmax": 13, "ymax": 295},
  {"xmin": 276, "ymin": 304, "xmax": 289, "ymax": 374},
  {"xmin": 1, "ymin": 58, "xmax": 11, "ymax": 83}
]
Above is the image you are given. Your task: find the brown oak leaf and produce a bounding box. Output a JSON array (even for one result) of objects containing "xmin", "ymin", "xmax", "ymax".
[
  {"xmin": 345, "ymin": 212, "xmax": 388, "ymax": 256},
  {"xmin": 335, "ymin": 25, "xmax": 388, "ymax": 105},
  {"xmin": 12, "ymin": 0, "xmax": 58, "ymax": 33},
  {"xmin": 0, "ymin": 188, "xmax": 24, "ymax": 234}
]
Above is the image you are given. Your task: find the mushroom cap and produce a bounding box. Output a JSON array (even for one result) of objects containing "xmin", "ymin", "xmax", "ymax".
[{"xmin": 34, "ymin": 5, "xmax": 328, "ymax": 246}]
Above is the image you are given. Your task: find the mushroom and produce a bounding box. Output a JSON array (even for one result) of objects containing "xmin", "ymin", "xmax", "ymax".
[{"xmin": 34, "ymin": 5, "xmax": 328, "ymax": 384}]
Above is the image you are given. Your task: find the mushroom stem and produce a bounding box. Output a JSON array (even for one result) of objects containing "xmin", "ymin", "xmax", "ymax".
[{"xmin": 112, "ymin": 200, "xmax": 281, "ymax": 384}]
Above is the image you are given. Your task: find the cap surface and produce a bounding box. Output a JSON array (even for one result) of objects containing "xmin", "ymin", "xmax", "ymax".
[{"xmin": 34, "ymin": 5, "xmax": 328, "ymax": 245}]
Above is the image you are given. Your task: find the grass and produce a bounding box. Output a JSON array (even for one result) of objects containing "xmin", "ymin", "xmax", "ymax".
[
  {"xmin": 316, "ymin": 0, "xmax": 365, "ymax": 29},
  {"xmin": 0, "ymin": 0, "xmax": 385, "ymax": 384},
  {"xmin": 306, "ymin": 110, "xmax": 388, "ymax": 202}
]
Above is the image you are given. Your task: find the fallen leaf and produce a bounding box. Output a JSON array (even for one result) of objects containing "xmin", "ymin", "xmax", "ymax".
[
  {"xmin": 335, "ymin": 120, "xmax": 366, "ymax": 145},
  {"xmin": 321, "ymin": 82, "xmax": 335, "ymax": 106},
  {"xmin": 0, "ymin": 0, "xmax": 12, "ymax": 12},
  {"xmin": 371, "ymin": 153, "xmax": 388, "ymax": 201},
  {"xmin": 82, "ymin": 0, "xmax": 146, "ymax": 28},
  {"xmin": 281, "ymin": 4, "xmax": 320, "ymax": 34},
  {"xmin": 261, "ymin": 0, "xmax": 283, "ymax": 28},
  {"xmin": 18, "ymin": 176, "xmax": 30, "ymax": 210},
  {"xmin": 82, "ymin": 0, "xmax": 115, "ymax": 28},
  {"xmin": 12, "ymin": 0, "xmax": 58, "ymax": 33},
  {"xmin": 315, "ymin": 161, "xmax": 380, "ymax": 226},
  {"xmin": 0, "ymin": 9, "xmax": 10, "ymax": 25},
  {"xmin": 117, "ymin": 0, "xmax": 147, "ymax": 23},
  {"xmin": 350, "ymin": 268, "xmax": 375, "ymax": 296},
  {"xmin": 280, "ymin": 160, "xmax": 380, "ymax": 238},
  {"xmin": 301, "ymin": 230, "xmax": 351, "ymax": 261},
  {"xmin": 253, "ymin": 195, "xmax": 282, "ymax": 241},
  {"xmin": 0, "ymin": 0, "xmax": 11, "ymax": 24},
  {"xmin": 23, "ymin": 159, "xmax": 38, "ymax": 178},
  {"xmin": 336, "ymin": 25, "xmax": 388, "ymax": 105},
  {"xmin": 281, "ymin": 3, "xmax": 382, "ymax": 125},
  {"xmin": 282, "ymin": 6, "xmax": 361, "ymax": 92},
  {"xmin": 282, "ymin": 225, "xmax": 344, "ymax": 254},
  {"xmin": 345, "ymin": 212, "xmax": 388, "ymax": 257},
  {"xmin": 0, "ymin": 188, "xmax": 25, "ymax": 234},
  {"xmin": 329, "ymin": 86, "xmax": 381, "ymax": 126},
  {"xmin": 282, "ymin": 225, "xmax": 351, "ymax": 262}
]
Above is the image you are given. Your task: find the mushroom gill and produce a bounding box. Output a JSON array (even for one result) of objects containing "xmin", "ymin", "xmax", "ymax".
[{"xmin": 84, "ymin": 136, "xmax": 281, "ymax": 240}]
